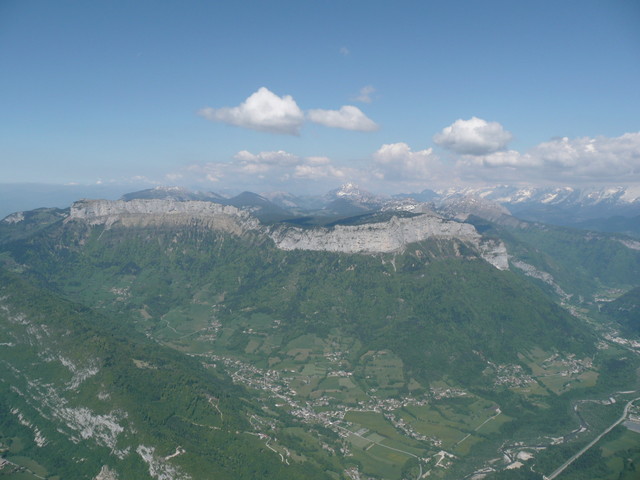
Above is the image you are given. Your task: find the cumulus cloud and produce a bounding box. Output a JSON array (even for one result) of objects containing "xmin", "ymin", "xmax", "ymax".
[
  {"xmin": 180, "ymin": 149, "xmax": 362, "ymax": 188},
  {"xmin": 373, "ymin": 142, "xmax": 441, "ymax": 180},
  {"xmin": 186, "ymin": 162, "xmax": 230, "ymax": 183},
  {"xmin": 353, "ymin": 85, "xmax": 376, "ymax": 104},
  {"xmin": 307, "ymin": 105, "xmax": 379, "ymax": 131},
  {"xmin": 198, "ymin": 87, "xmax": 304, "ymax": 135},
  {"xmin": 434, "ymin": 117, "xmax": 512, "ymax": 155},
  {"xmin": 294, "ymin": 164, "xmax": 350, "ymax": 179},
  {"xmin": 339, "ymin": 46, "xmax": 350, "ymax": 56},
  {"xmin": 457, "ymin": 132, "xmax": 640, "ymax": 183},
  {"xmin": 463, "ymin": 150, "xmax": 534, "ymax": 169},
  {"xmin": 233, "ymin": 150, "xmax": 300, "ymax": 174}
]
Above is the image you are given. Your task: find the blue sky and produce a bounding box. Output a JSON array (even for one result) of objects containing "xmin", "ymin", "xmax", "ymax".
[{"xmin": 1, "ymin": 0, "xmax": 640, "ymax": 195}]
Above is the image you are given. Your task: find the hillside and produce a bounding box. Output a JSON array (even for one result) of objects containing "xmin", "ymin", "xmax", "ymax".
[
  {"xmin": 602, "ymin": 287, "xmax": 640, "ymax": 335},
  {"xmin": 0, "ymin": 268, "xmax": 328, "ymax": 479},
  {"xmin": 1, "ymin": 197, "xmax": 639, "ymax": 479},
  {"xmin": 463, "ymin": 216, "xmax": 640, "ymax": 302}
]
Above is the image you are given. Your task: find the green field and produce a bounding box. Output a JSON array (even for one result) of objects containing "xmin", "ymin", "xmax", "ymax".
[{"xmin": 342, "ymin": 410, "xmax": 425, "ymax": 477}]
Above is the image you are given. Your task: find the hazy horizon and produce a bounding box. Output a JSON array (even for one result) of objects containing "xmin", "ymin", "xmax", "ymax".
[{"xmin": 1, "ymin": 1, "xmax": 640, "ymax": 195}]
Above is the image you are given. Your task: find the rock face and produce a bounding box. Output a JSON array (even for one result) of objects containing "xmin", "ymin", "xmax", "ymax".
[
  {"xmin": 93, "ymin": 465, "xmax": 119, "ymax": 480},
  {"xmin": 270, "ymin": 214, "xmax": 510, "ymax": 270},
  {"xmin": 67, "ymin": 199, "xmax": 259, "ymax": 235},
  {"xmin": 1, "ymin": 211, "xmax": 25, "ymax": 223},
  {"xmin": 67, "ymin": 199, "xmax": 509, "ymax": 270},
  {"xmin": 436, "ymin": 195, "xmax": 517, "ymax": 225}
]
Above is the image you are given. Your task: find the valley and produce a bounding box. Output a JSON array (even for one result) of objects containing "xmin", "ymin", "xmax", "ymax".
[
  {"xmin": 144, "ymin": 292, "xmax": 639, "ymax": 479},
  {"xmin": 0, "ymin": 191, "xmax": 639, "ymax": 479},
  {"xmin": 4, "ymin": 0, "xmax": 640, "ymax": 477}
]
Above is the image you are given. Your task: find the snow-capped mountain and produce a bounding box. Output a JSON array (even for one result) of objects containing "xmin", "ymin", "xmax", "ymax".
[
  {"xmin": 412, "ymin": 185, "xmax": 639, "ymax": 223},
  {"xmin": 433, "ymin": 185, "xmax": 640, "ymax": 208},
  {"xmin": 3, "ymin": 183, "xmax": 638, "ymax": 236},
  {"xmin": 322, "ymin": 183, "xmax": 389, "ymax": 215},
  {"xmin": 394, "ymin": 185, "xmax": 640, "ymax": 234},
  {"xmin": 434, "ymin": 195, "xmax": 513, "ymax": 224},
  {"xmin": 326, "ymin": 182, "xmax": 386, "ymax": 203}
]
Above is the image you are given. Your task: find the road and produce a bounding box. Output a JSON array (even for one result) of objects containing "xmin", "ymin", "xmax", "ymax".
[
  {"xmin": 455, "ymin": 411, "xmax": 501, "ymax": 447},
  {"xmin": 544, "ymin": 396, "xmax": 640, "ymax": 480},
  {"xmin": 331, "ymin": 422, "xmax": 423, "ymax": 479}
]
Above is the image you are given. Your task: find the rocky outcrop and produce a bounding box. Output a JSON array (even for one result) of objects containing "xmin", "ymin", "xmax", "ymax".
[
  {"xmin": 269, "ymin": 214, "xmax": 509, "ymax": 270},
  {"xmin": 437, "ymin": 195, "xmax": 512, "ymax": 223},
  {"xmin": 618, "ymin": 238, "xmax": 640, "ymax": 251},
  {"xmin": 67, "ymin": 199, "xmax": 259, "ymax": 235},
  {"xmin": 478, "ymin": 240, "xmax": 509, "ymax": 270},
  {"xmin": 511, "ymin": 259, "xmax": 570, "ymax": 299},
  {"xmin": 1, "ymin": 212, "xmax": 24, "ymax": 223},
  {"xmin": 93, "ymin": 465, "xmax": 119, "ymax": 480},
  {"xmin": 67, "ymin": 199, "xmax": 509, "ymax": 269}
]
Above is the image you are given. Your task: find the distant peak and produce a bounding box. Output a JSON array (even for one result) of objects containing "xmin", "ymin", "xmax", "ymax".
[
  {"xmin": 120, "ymin": 186, "xmax": 225, "ymax": 203},
  {"xmin": 153, "ymin": 185, "xmax": 186, "ymax": 192},
  {"xmin": 336, "ymin": 182, "xmax": 361, "ymax": 197}
]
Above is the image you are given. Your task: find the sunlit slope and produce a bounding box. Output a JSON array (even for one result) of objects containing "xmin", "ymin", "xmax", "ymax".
[
  {"xmin": 602, "ymin": 286, "xmax": 640, "ymax": 335},
  {"xmin": 2, "ymin": 218, "xmax": 595, "ymax": 387},
  {"xmin": 0, "ymin": 267, "xmax": 329, "ymax": 480},
  {"xmin": 476, "ymin": 218, "xmax": 640, "ymax": 300}
]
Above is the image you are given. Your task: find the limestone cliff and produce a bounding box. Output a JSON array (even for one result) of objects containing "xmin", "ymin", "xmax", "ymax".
[
  {"xmin": 67, "ymin": 199, "xmax": 259, "ymax": 235},
  {"xmin": 269, "ymin": 214, "xmax": 509, "ymax": 270},
  {"xmin": 67, "ymin": 199, "xmax": 509, "ymax": 269}
]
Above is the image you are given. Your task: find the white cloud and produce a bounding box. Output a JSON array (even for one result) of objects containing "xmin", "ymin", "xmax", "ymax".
[
  {"xmin": 231, "ymin": 149, "xmax": 301, "ymax": 175},
  {"xmin": 185, "ymin": 162, "xmax": 229, "ymax": 183},
  {"xmin": 464, "ymin": 150, "xmax": 535, "ymax": 168},
  {"xmin": 307, "ymin": 105, "xmax": 379, "ymax": 131},
  {"xmin": 434, "ymin": 117, "xmax": 512, "ymax": 155},
  {"xmin": 305, "ymin": 156, "xmax": 332, "ymax": 165},
  {"xmin": 198, "ymin": 87, "xmax": 304, "ymax": 135},
  {"xmin": 353, "ymin": 85, "xmax": 375, "ymax": 104},
  {"xmin": 294, "ymin": 164, "xmax": 349, "ymax": 179},
  {"xmin": 180, "ymin": 149, "xmax": 361, "ymax": 187},
  {"xmin": 457, "ymin": 132, "xmax": 640, "ymax": 183},
  {"xmin": 339, "ymin": 46, "xmax": 350, "ymax": 56},
  {"xmin": 373, "ymin": 142, "xmax": 441, "ymax": 180}
]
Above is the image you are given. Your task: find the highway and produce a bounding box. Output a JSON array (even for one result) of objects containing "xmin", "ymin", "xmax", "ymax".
[{"xmin": 545, "ymin": 396, "xmax": 640, "ymax": 480}]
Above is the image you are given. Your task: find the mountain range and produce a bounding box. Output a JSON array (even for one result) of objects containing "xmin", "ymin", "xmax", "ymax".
[
  {"xmin": 4, "ymin": 183, "xmax": 639, "ymax": 234},
  {"xmin": 0, "ymin": 185, "xmax": 639, "ymax": 479},
  {"xmin": 108, "ymin": 183, "xmax": 640, "ymax": 236}
]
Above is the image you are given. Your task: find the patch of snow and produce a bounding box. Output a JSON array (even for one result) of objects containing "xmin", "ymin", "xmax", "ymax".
[
  {"xmin": 336, "ymin": 183, "xmax": 361, "ymax": 197},
  {"xmin": 620, "ymin": 185, "xmax": 640, "ymax": 203}
]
